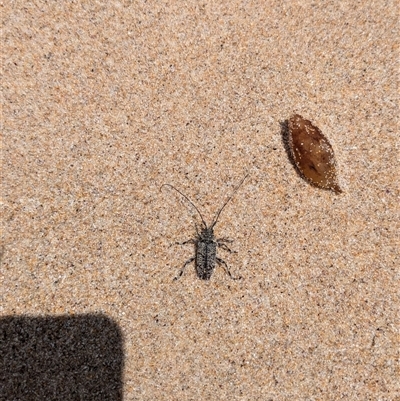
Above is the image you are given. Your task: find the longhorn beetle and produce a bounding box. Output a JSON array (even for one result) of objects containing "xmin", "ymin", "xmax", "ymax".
[{"xmin": 161, "ymin": 174, "xmax": 248, "ymax": 281}]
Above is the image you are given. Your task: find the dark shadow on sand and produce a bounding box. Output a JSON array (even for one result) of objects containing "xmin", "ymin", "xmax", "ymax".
[
  {"xmin": 280, "ymin": 119, "xmax": 302, "ymax": 179},
  {"xmin": 0, "ymin": 313, "xmax": 124, "ymax": 401}
]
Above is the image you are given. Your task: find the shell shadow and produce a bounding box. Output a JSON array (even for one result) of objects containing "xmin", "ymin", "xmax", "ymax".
[{"xmin": 279, "ymin": 119, "xmax": 304, "ymax": 181}]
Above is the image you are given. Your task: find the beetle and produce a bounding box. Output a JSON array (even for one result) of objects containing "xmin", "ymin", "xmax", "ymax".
[{"xmin": 161, "ymin": 174, "xmax": 248, "ymax": 280}]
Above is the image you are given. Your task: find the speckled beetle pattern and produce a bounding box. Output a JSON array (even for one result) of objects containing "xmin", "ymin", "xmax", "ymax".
[{"xmin": 162, "ymin": 174, "xmax": 248, "ymax": 281}]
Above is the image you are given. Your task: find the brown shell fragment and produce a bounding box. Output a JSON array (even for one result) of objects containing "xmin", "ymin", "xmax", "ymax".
[{"xmin": 288, "ymin": 114, "xmax": 342, "ymax": 193}]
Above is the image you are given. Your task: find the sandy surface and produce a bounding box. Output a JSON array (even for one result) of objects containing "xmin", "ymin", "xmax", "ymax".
[{"xmin": 2, "ymin": 1, "xmax": 399, "ymax": 400}]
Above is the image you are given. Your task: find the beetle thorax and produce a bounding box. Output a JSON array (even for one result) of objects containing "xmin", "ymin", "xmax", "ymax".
[{"xmin": 200, "ymin": 226, "xmax": 215, "ymax": 241}]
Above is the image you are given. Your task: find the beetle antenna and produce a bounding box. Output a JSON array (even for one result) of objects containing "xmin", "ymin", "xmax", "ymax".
[
  {"xmin": 161, "ymin": 184, "xmax": 207, "ymax": 228},
  {"xmin": 210, "ymin": 173, "xmax": 248, "ymax": 229}
]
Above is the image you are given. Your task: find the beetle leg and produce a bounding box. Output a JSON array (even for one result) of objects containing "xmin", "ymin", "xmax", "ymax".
[
  {"xmin": 216, "ymin": 237, "xmax": 234, "ymax": 243},
  {"xmin": 173, "ymin": 239, "xmax": 196, "ymax": 246},
  {"xmin": 217, "ymin": 242, "xmax": 236, "ymax": 254},
  {"xmin": 216, "ymin": 257, "xmax": 241, "ymax": 280},
  {"xmin": 173, "ymin": 257, "xmax": 195, "ymax": 281}
]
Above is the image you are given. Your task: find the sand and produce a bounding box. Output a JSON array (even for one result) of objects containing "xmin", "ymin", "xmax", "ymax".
[{"xmin": 2, "ymin": 1, "xmax": 399, "ymax": 400}]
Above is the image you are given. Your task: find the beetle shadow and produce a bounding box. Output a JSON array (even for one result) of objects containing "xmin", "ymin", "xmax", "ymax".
[{"xmin": 0, "ymin": 313, "xmax": 124, "ymax": 401}]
